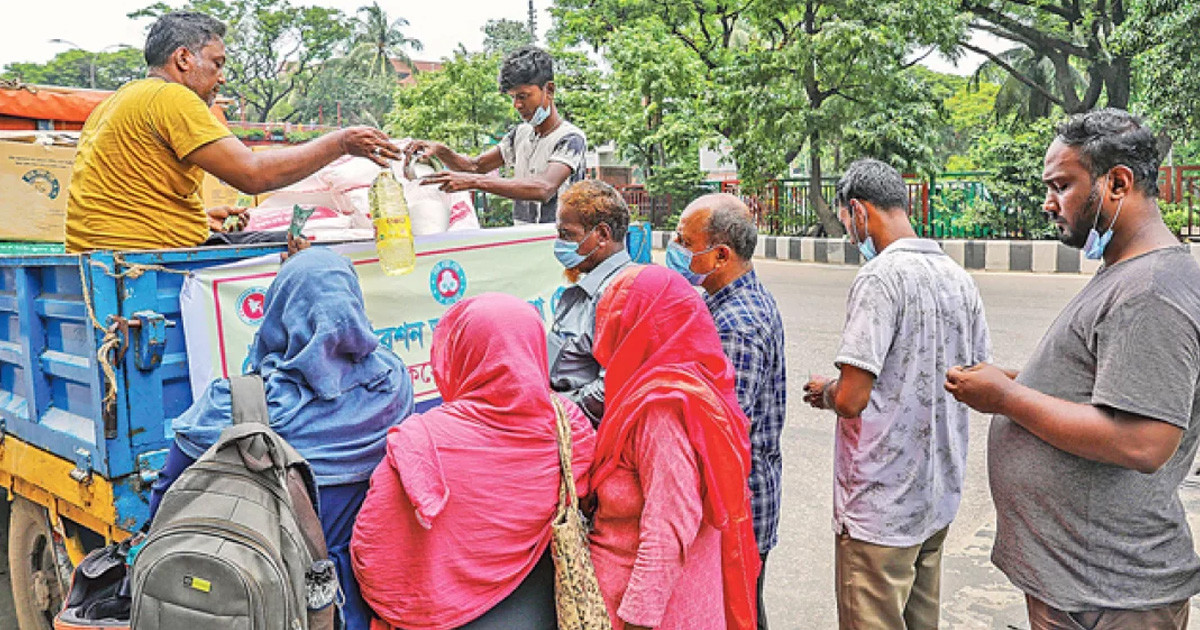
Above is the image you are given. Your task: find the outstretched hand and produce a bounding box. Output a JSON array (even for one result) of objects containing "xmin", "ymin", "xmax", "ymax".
[
  {"xmin": 419, "ymin": 170, "xmax": 478, "ymax": 193},
  {"xmin": 339, "ymin": 127, "xmax": 402, "ymax": 167}
]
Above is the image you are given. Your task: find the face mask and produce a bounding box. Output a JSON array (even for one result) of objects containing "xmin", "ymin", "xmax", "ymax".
[
  {"xmin": 530, "ymin": 103, "xmax": 551, "ymax": 126},
  {"xmin": 1082, "ymin": 177, "xmax": 1124, "ymax": 261},
  {"xmin": 530, "ymin": 87, "xmax": 552, "ymax": 127},
  {"xmin": 846, "ymin": 203, "xmax": 877, "ymax": 261},
  {"xmin": 665, "ymin": 240, "xmax": 716, "ymax": 286},
  {"xmin": 554, "ymin": 228, "xmax": 599, "ymax": 269}
]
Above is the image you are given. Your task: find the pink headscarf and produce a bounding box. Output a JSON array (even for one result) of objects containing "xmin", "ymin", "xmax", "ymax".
[
  {"xmin": 592, "ymin": 265, "xmax": 760, "ymax": 630},
  {"xmin": 351, "ymin": 293, "xmax": 595, "ymax": 630}
]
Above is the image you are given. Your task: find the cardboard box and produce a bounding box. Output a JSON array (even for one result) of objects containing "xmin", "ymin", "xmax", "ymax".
[
  {"xmin": 0, "ymin": 133, "xmax": 75, "ymax": 242},
  {"xmin": 201, "ymin": 173, "xmax": 253, "ymax": 208}
]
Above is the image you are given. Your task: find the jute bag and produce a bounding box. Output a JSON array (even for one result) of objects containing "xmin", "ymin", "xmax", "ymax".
[{"xmin": 550, "ymin": 396, "xmax": 613, "ymax": 630}]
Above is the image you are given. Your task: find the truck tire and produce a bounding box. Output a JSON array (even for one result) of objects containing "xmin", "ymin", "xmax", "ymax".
[{"xmin": 8, "ymin": 498, "xmax": 60, "ymax": 630}]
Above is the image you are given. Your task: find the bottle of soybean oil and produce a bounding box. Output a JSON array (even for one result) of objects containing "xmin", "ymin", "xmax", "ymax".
[{"xmin": 368, "ymin": 169, "xmax": 416, "ymax": 276}]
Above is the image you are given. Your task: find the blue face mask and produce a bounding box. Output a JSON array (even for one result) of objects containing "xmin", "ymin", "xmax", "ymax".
[
  {"xmin": 845, "ymin": 203, "xmax": 877, "ymax": 261},
  {"xmin": 665, "ymin": 240, "xmax": 715, "ymax": 286},
  {"xmin": 1082, "ymin": 178, "xmax": 1124, "ymax": 261},
  {"xmin": 554, "ymin": 228, "xmax": 599, "ymax": 269},
  {"xmin": 530, "ymin": 103, "xmax": 551, "ymax": 126}
]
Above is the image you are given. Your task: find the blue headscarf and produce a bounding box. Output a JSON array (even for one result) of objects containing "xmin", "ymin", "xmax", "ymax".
[{"xmin": 172, "ymin": 248, "xmax": 415, "ymax": 485}]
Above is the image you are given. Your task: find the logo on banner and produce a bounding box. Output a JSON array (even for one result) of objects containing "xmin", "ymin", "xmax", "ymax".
[
  {"xmin": 429, "ymin": 260, "xmax": 467, "ymax": 306},
  {"xmin": 236, "ymin": 287, "xmax": 269, "ymax": 325}
]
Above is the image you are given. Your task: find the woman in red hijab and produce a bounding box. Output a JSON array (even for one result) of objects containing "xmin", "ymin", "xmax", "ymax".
[
  {"xmin": 589, "ymin": 264, "xmax": 760, "ymax": 630},
  {"xmin": 351, "ymin": 292, "xmax": 595, "ymax": 629}
]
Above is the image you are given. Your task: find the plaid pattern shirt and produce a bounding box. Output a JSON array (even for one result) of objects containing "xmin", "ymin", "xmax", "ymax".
[{"xmin": 706, "ymin": 269, "xmax": 787, "ymax": 554}]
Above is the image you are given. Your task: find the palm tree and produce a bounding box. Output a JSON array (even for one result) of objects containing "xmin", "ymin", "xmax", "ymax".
[
  {"xmin": 969, "ymin": 45, "xmax": 1083, "ymax": 122},
  {"xmin": 351, "ymin": 2, "xmax": 423, "ymax": 78}
]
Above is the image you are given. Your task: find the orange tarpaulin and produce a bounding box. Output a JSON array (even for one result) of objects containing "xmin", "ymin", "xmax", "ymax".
[{"xmin": 0, "ymin": 83, "xmax": 229, "ymax": 130}]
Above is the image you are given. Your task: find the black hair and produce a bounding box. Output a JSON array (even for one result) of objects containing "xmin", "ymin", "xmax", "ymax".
[
  {"xmin": 1055, "ymin": 108, "xmax": 1160, "ymax": 197},
  {"xmin": 835, "ymin": 158, "xmax": 909, "ymax": 212},
  {"xmin": 144, "ymin": 12, "xmax": 226, "ymax": 68},
  {"xmin": 498, "ymin": 46, "xmax": 554, "ymax": 93}
]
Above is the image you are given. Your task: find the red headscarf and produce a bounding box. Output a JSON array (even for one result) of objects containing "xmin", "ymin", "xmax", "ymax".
[
  {"xmin": 591, "ymin": 265, "xmax": 760, "ymax": 630},
  {"xmin": 352, "ymin": 292, "xmax": 595, "ymax": 630}
]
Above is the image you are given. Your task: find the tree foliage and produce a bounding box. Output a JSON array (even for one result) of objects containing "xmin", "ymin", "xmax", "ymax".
[
  {"xmin": 960, "ymin": 0, "xmax": 1133, "ymax": 114},
  {"xmin": 1123, "ymin": 0, "xmax": 1200, "ymax": 142},
  {"xmin": 386, "ymin": 50, "xmax": 512, "ymax": 155},
  {"xmin": 3, "ymin": 48, "xmax": 144, "ymax": 90},
  {"xmin": 349, "ymin": 2, "xmax": 422, "ymax": 78},
  {"xmin": 554, "ymin": 0, "xmax": 964, "ymax": 235},
  {"xmin": 289, "ymin": 58, "xmax": 395, "ymax": 126},
  {"xmin": 483, "ymin": 18, "xmax": 534, "ymax": 56},
  {"xmin": 132, "ymin": 0, "xmax": 353, "ymax": 122}
]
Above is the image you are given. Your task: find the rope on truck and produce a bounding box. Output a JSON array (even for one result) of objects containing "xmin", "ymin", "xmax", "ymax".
[{"xmin": 77, "ymin": 256, "xmax": 193, "ymax": 419}]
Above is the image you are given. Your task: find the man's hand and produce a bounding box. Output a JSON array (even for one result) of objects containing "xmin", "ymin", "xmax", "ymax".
[
  {"xmin": 803, "ymin": 375, "xmax": 833, "ymax": 410},
  {"xmin": 944, "ymin": 363, "xmax": 1016, "ymax": 414},
  {"xmin": 206, "ymin": 206, "xmax": 247, "ymax": 232},
  {"xmin": 402, "ymin": 139, "xmax": 445, "ymax": 164},
  {"xmin": 338, "ymin": 127, "xmax": 401, "ymax": 167},
  {"xmin": 280, "ymin": 233, "xmax": 310, "ymax": 263},
  {"xmin": 420, "ymin": 170, "xmax": 478, "ymax": 193}
]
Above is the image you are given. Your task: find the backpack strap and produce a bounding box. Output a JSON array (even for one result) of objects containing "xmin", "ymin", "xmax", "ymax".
[
  {"xmin": 229, "ymin": 374, "xmax": 270, "ymax": 426},
  {"xmin": 228, "ymin": 376, "xmax": 331, "ymax": 580}
]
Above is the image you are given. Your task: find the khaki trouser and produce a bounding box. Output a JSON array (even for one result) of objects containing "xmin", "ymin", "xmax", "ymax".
[
  {"xmin": 834, "ymin": 527, "xmax": 949, "ymax": 630},
  {"xmin": 1026, "ymin": 595, "xmax": 1190, "ymax": 630}
]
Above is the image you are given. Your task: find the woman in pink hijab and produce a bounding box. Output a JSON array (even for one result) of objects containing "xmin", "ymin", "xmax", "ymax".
[
  {"xmin": 589, "ymin": 265, "xmax": 760, "ymax": 630},
  {"xmin": 351, "ymin": 292, "xmax": 595, "ymax": 629}
]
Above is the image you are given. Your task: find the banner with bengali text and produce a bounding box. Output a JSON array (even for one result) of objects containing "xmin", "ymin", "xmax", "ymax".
[{"xmin": 180, "ymin": 226, "xmax": 567, "ymax": 407}]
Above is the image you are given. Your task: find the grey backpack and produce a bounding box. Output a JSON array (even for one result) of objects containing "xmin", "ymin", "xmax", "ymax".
[{"xmin": 131, "ymin": 375, "xmax": 337, "ymax": 630}]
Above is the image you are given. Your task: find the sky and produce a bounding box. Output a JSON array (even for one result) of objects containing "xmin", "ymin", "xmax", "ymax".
[
  {"xmin": 0, "ymin": 0, "xmax": 998, "ymax": 76},
  {"xmin": 0, "ymin": 0, "xmax": 554, "ymax": 69}
]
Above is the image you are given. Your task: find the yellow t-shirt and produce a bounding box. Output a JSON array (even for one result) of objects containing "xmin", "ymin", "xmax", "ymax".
[{"xmin": 64, "ymin": 78, "xmax": 233, "ymax": 252}]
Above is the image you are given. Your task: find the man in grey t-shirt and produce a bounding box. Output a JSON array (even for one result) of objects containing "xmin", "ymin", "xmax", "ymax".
[
  {"xmin": 805, "ymin": 159, "xmax": 991, "ymax": 630},
  {"xmin": 948, "ymin": 109, "xmax": 1200, "ymax": 629},
  {"xmin": 404, "ymin": 46, "xmax": 587, "ymax": 224}
]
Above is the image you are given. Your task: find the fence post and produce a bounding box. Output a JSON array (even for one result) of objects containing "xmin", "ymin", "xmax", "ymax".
[{"xmin": 926, "ymin": 173, "xmax": 935, "ymax": 238}]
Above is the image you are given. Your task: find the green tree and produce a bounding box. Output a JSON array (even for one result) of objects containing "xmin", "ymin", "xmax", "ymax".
[
  {"xmin": 578, "ymin": 26, "xmax": 710, "ymax": 210},
  {"xmin": 349, "ymin": 2, "xmax": 422, "ymax": 78},
  {"xmin": 1123, "ymin": 0, "xmax": 1200, "ymax": 143},
  {"xmin": 386, "ymin": 49, "xmax": 512, "ymax": 155},
  {"xmin": 289, "ymin": 58, "xmax": 395, "ymax": 126},
  {"xmin": 959, "ymin": 0, "xmax": 1133, "ymax": 114},
  {"xmin": 968, "ymin": 117, "xmax": 1057, "ymax": 238},
  {"xmin": 3, "ymin": 47, "xmax": 144, "ymax": 90},
  {"xmin": 555, "ymin": 0, "xmax": 964, "ymax": 236},
  {"xmin": 483, "ymin": 18, "xmax": 534, "ymax": 56},
  {"xmin": 132, "ymin": 0, "xmax": 354, "ymax": 122}
]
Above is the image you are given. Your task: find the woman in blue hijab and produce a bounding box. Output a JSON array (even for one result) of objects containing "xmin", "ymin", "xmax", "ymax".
[{"xmin": 150, "ymin": 246, "xmax": 415, "ymax": 630}]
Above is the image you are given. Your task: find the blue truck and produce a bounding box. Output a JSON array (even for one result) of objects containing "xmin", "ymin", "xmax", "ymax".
[{"xmin": 0, "ymin": 243, "xmax": 305, "ymax": 630}]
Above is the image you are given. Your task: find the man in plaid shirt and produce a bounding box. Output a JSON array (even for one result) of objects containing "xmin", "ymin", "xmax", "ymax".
[{"xmin": 667, "ymin": 193, "xmax": 787, "ymax": 630}]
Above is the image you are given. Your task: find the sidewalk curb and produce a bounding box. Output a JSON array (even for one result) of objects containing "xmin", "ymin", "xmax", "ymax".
[{"xmin": 651, "ymin": 231, "xmax": 1200, "ymax": 274}]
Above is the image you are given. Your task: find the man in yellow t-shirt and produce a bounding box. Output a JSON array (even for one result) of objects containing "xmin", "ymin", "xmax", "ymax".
[{"xmin": 65, "ymin": 11, "xmax": 401, "ymax": 252}]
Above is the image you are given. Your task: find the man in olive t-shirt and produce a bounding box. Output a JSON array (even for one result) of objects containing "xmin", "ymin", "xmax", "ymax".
[
  {"xmin": 66, "ymin": 11, "xmax": 399, "ymax": 252},
  {"xmin": 947, "ymin": 109, "xmax": 1200, "ymax": 629}
]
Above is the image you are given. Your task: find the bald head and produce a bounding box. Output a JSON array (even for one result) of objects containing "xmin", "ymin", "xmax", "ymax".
[{"xmin": 682, "ymin": 193, "xmax": 758, "ymax": 261}]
